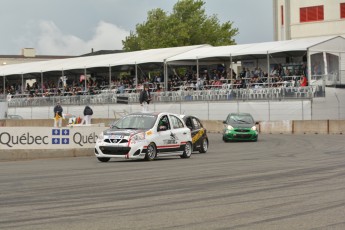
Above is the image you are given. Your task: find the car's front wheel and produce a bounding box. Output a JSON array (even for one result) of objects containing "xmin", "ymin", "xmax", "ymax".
[
  {"xmin": 199, "ymin": 138, "xmax": 208, "ymax": 153},
  {"xmin": 145, "ymin": 143, "xmax": 157, "ymax": 161},
  {"xmin": 181, "ymin": 142, "xmax": 192, "ymax": 158},
  {"xmin": 97, "ymin": 157, "xmax": 110, "ymax": 162}
]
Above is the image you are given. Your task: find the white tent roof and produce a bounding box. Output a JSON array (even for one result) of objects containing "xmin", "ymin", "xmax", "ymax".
[
  {"xmin": 1, "ymin": 36, "xmax": 345, "ymax": 76},
  {"xmin": 166, "ymin": 35, "xmax": 343, "ymax": 62},
  {"xmin": 166, "ymin": 43, "xmax": 255, "ymax": 62},
  {"xmin": 233, "ymin": 35, "xmax": 338, "ymax": 55},
  {"xmin": 0, "ymin": 45, "xmax": 208, "ymax": 75}
]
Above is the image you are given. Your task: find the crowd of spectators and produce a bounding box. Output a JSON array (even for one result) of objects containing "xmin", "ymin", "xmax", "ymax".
[{"xmin": 1, "ymin": 63, "xmax": 310, "ymax": 99}]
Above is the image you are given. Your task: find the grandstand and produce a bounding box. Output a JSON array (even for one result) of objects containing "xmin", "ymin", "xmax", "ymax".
[{"xmin": 1, "ymin": 36, "xmax": 345, "ymax": 121}]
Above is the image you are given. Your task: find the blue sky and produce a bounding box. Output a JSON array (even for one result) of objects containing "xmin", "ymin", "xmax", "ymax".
[{"xmin": 0, "ymin": 0, "xmax": 273, "ymax": 55}]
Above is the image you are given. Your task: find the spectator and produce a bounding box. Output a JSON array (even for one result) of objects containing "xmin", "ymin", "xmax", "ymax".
[
  {"xmin": 139, "ymin": 84, "xmax": 151, "ymax": 112},
  {"xmin": 53, "ymin": 101, "xmax": 63, "ymax": 128},
  {"xmin": 300, "ymin": 75, "xmax": 308, "ymax": 87},
  {"xmin": 81, "ymin": 105, "xmax": 93, "ymax": 125}
]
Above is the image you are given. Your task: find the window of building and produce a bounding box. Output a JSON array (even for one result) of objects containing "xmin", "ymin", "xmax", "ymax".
[
  {"xmin": 341, "ymin": 3, "xmax": 345, "ymax": 19},
  {"xmin": 300, "ymin": 5, "xmax": 324, "ymax": 22}
]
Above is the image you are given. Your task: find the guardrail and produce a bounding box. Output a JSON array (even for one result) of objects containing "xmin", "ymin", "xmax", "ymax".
[{"xmin": 5, "ymin": 86, "xmax": 324, "ymax": 108}]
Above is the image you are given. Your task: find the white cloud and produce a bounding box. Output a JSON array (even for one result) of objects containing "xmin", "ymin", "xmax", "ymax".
[{"xmin": 35, "ymin": 20, "xmax": 129, "ymax": 55}]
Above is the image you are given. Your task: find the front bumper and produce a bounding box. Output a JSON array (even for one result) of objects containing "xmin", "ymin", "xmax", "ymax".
[
  {"xmin": 223, "ymin": 129, "xmax": 258, "ymax": 141},
  {"xmin": 95, "ymin": 140, "xmax": 148, "ymax": 159}
]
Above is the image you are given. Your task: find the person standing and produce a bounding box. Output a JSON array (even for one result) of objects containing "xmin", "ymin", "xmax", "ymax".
[
  {"xmin": 139, "ymin": 84, "xmax": 151, "ymax": 112},
  {"xmin": 300, "ymin": 75, "xmax": 308, "ymax": 87},
  {"xmin": 81, "ymin": 105, "xmax": 93, "ymax": 125},
  {"xmin": 53, "ymin": 102, "xmax": 63, "ymax": 128}
]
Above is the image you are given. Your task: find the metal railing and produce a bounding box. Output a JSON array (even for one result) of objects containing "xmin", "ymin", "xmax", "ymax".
[{"xmin": 5, "ymin": 85, "xmax": 324, "ymax": 108}]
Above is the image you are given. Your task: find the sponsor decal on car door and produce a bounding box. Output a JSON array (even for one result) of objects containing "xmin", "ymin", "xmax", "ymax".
[{"xmin": 155, "ymin": 115, "xmax": 180, "ymax": 152}]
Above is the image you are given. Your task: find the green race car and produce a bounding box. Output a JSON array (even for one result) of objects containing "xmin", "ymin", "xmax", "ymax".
[{"xmin": 222, "ymin": 113, "xmax": 258, "ymax": 142}]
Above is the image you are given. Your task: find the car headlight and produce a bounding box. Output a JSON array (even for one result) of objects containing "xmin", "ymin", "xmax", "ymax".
[
  {"xmin": 227, "ymin": 125, "xmax": 234, "ymax": 130},
  {"xmin": 97, "ymin": 132, "xmax": 104, "ymax": 142},
  {"xmin": 224, "ymin": 125, "xmax": 234, "ymax": 134},
  {"xmin": 130, "ymin": 132, "xmax": 145, "ymax": 144},
  {"xmin": 251, "ymin": 126, "xmax": 257, "ymax": 131}
]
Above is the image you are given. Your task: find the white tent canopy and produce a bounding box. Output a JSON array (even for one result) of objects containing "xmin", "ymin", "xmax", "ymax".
[
  {"xmin": 0, "ymin": 45, "xmax": 208, "ymax": 75},
  {"xmin": 166, "ymin": 35, "xmax": 345, "ymax": 62},
  {"xmin": 1, "ymin": 36, "xmax": 345, "ymax": 76}
]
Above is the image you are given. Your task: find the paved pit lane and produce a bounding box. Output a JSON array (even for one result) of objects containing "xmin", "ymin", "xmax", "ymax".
[{"xmin": 0, "ymin": 133, "xmax": 345, "ymax": 230}]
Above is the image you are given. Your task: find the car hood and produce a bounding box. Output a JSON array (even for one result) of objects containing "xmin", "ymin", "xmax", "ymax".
[
  {"xmin": 226, "ymin": 123, "xmax": 255, "ymax": 129},
  {"xmin": 103, "ymin": 128, "xmax": 148, "ymax": 136}
]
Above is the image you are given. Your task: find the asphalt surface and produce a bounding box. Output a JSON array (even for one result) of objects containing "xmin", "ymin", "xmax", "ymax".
[{"xmin": 0, "ymin": 133, "xmax": 345, "ymax": 230}]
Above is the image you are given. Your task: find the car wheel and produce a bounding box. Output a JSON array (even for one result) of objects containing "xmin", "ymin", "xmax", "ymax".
[
  {"xmin": 145, "ymin": 143, "xmax": 157, "ymax": 161},
  {"xmin": 181, "ymin": 142, "xmax": 192, "ymax": 158},
  {"xmin": 97, "ymin": 157, "xmax": 110, "ymax": 162},
  {"xmin": 199, "ymin": 138, "xmax": 208, "ymax": 153}
]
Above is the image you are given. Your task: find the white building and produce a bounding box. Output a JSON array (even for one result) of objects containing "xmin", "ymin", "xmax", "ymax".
[{"xmin": 274, "ymin": 0, "xmax": 345, "ymax": 40}]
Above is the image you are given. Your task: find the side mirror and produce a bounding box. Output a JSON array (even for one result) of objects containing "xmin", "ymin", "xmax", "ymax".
[
  {"xmin": 255, "ymin": 121, "xmax": 259, "ymax": 125},
  {"xmin": 187, "ymin": 125, "xmax": 193, "ymax": 130},
  {"xmin": 223, "ymin": 120, "xmax": 227, "ymax": 124}
]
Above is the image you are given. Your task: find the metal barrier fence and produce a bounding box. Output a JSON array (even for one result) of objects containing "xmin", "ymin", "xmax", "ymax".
[{"xmin": 6, "ymin": 86, "xmax": 323, "ymax": 108}]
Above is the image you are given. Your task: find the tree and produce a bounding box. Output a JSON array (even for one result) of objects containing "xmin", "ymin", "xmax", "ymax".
[{"xmin": 122, "ymin": 0, "xmax": 239, "ymax": 51}]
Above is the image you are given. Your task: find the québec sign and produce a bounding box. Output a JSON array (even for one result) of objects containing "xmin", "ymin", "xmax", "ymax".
[{"xmin": 0, "ymin": 127, "xmax": 105, "ymax": 150}]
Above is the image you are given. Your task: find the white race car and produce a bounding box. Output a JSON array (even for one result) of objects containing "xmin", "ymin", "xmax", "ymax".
[{"xmin": 95, "ymin": 112, "xmax": 193, "ymax": 162}]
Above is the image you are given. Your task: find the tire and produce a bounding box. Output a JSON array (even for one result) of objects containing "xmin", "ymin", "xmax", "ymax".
[
  {"xmin": 145, "ymin": 143, "xmax": 157, "ymax": 161},
  {"xmin": 222, "ymin": 136, "xmax": 228, "ymax": 142},
  {"xmin": 97, "ymin": 157, "xmax": 110, "ymax": 162},
  {"xmin": 199, "ymin": 138, "xmax": 208, "ymax": 153},
  {"xmin": 181, "ymin": 142, "xmax": 192, "ymax": 158}
]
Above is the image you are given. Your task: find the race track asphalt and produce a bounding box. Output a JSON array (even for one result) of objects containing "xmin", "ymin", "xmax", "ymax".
[{"xmin": 0, "ymin": 133, "xmax": 345, "ymax": 230}]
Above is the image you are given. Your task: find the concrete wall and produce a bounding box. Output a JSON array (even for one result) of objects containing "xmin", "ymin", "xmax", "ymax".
[
  {"xmin": 293, "ymin": 120, "xmax": 329, "ymax": 134},
  {"xmin": 2, "ymin": 118, "xmax": 345, "ymax": 134},
  {"xmin": 259, "ymin": 120, "xmax": 293, "ymax": 134},
  {"xmin": 0, "ymin": 102, "xmax": 8, "ymax": 119},
  {"xmin": 0, "ymin": 118, "xmax": 112, "ymax": 127},
  {"xmin": 0, "ymin": 149, "xmax": 93, "ymax": 161}
]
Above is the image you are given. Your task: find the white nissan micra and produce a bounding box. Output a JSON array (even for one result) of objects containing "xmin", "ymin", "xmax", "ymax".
[{"xmin": 95, "ymin": 112, "xmax": 193, "ymax": 162}]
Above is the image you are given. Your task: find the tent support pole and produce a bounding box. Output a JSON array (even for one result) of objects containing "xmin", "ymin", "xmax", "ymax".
[
  {"xmin": 84, "ymin": 68, "xmax": 87, "ymax": 92},
  {"xmin": 339, "ymin": 52, "xmax": 342, "ymax": 85},
  {"xmin": 3, "ymin": 76, "xmax": 5, "ymax": 95},
  {"xmin": 164, "ymin": 60, "xmax": 167, "ymax": 91},
  {"xmin": 61, "ymin": 69, "xmax": 64, "ymax": 90},
  {"xmin": 230, "ymin": 54, "xmax": 233, "ymax": 83},
  {"xmin": 323, "ymin": 51, "xmax": 328, "ymax": 76},
  {"xmin": 267, "ymin": 52, "xmax": 270, "ymax": 88},
  {"xmin": 41, "ymin": 71, "xmax": 44, "ymax": 94},
  {"xmin": 21, "ymin": 73, "xmax": 24, "ymax": 93},
  {"xmin": 196, "ymin": 57, "xmax": 199, "ymax": 80},
  {"xmin": 135, "ymin": 63, "xmax": 138, "ymax": 88},
  {"xmin": 109, "ymin": 65, "xmax": 111, "ymax": 88},
  {"xmin": 307, "ymin": 49, "xmax": 312, "ymax": 85}
]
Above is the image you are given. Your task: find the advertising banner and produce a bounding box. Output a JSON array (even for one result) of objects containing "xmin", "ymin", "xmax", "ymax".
[{"xmin": 0, "ymin": 127, "xmax": 106, "ymax": 150}]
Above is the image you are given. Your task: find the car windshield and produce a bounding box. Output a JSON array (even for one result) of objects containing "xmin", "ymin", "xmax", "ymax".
[
  {"xmin": 111, "ymin": 114, "xmax": 157, "ymax": 130},
  {"xmin": 227, "ymin": 115, "xmax": 254, "ymax": 124}
]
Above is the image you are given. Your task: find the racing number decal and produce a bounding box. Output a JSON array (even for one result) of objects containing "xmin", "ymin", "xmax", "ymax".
[{"xmin": 192, "ymin": 128, "xmax": 204, "ymax": 144}]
